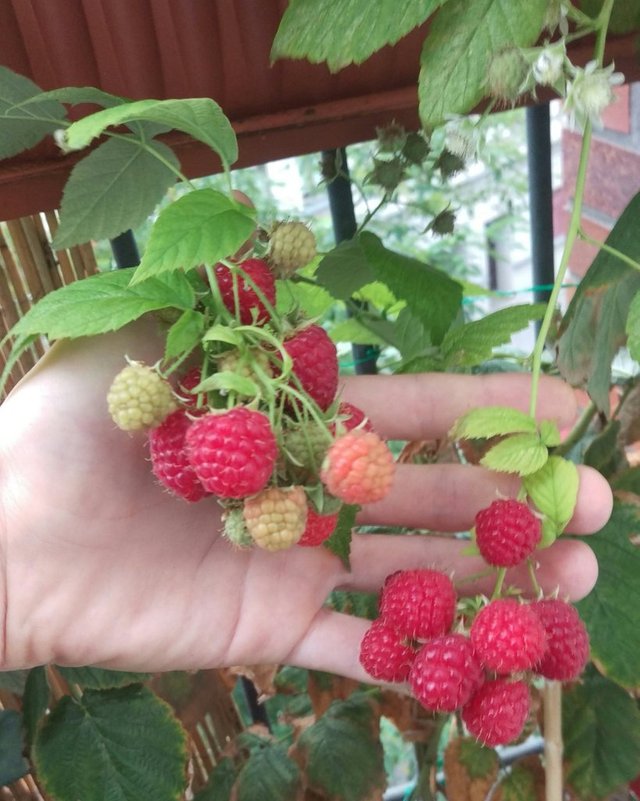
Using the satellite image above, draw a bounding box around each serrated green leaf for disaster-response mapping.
[538,419,561,447]
[64,97,237,168]
[355,280,400,310]
[195,371,259,397]
[392,307,432,362]
[324,504,359,569]
[523,456,579,531]
[451,406,537,440]
[558,191,640,411]
[329,318,387,346]
[56,666,150,690]
[275,275,334,319]
[576,501,640,687]
[133,190,256,284]
[0,668,30,694]
[563,670,640,799]
[194,757,238,801]
[315,239,375,300]
[23,667,50,745]
[442,304,546,368]
[165,310,205,361]
[418,0,547,128]
[202,324,244,346]
[53,136,179,249]
[233,743,300,801]
[295,693,385,801]
[34,685,188,801]
[583,419,628,478]
[0,710,28,785]
[480,433,548,476]
[0,66,66,158]
[272,0,446,70]
[12,268,194,340]
[359,232,462,344]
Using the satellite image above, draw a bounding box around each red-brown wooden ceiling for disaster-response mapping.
[1,0,638,221]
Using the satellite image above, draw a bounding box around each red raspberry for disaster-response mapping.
[335,401,374,433]
[283,324,338,411]
[379,569,456,640]
[359,619,416,682]
[474,499,541,567]
[298,508,338,547]
[462,679,530,747]
[470,599,547,674]
[532,599,590,681]
[630,774,640,798]
[186,407,277,498]
[321,430,394,504]
[149,410,209,502]
[214,258,276,325]
[409,633,484,712]
[177,367,205,410]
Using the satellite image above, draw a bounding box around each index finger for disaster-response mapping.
[340,373,577,441]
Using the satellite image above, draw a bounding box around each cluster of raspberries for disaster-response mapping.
[359,499,590,747]
[107,223,396,552]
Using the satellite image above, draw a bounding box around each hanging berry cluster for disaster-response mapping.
[106,220,395,551]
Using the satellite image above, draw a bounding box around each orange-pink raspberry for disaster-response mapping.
[214,258,276,325]
[359,619,416,683]
[149,410,209,502]
[298,507,338,547]
[186,407,277,499]
[321,430,394,504]
[462,679,530,747]
[284,324,339,412]
[379,569,457,640]
[474,499,541,567]
[532,599,590,681]
[470,599,547,674]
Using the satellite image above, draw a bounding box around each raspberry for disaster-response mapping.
[268,220,317,277]
[283,422,330,476]
[149,410,209,502]
[409,634,484,712]
[214,258,276,325]
[335,401,374,434]
[321,430,395,505]
[462,679,530,747]
[379,569,456,640]
[218,348,273,397]
[107,362,177,431]
[283,325,339,412]
[532,599,590,681]
[359,619,416,683]
[474,499,541,568]
[186,407,277,498]
[298,507,338,546]
[470,599,547,674]
[243,485,308,551]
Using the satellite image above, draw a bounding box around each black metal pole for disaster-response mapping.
[322,148,379,375]
[526,103,555,309]
[110,230,140,269]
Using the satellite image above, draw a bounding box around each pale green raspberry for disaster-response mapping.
[107,362,177,431]
[268,221,317,277]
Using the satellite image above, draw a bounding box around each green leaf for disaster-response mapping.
[0,66,66,158]
[34,685,188,801]
[64,97,237,168]
[276,275,334,319]
[12,268,194,340]
[418,0,547,128]
[23,667,50,745]
[53,136,179,249]
[202,324,244,347]
[451,406,537,440]
[272,0,446,70]
[295,693,385,801]
[392,307,432,362]
[329,318,387,346]
[539,516,560,549]
[233,743,300,801]
[583,419,628,479]
[480,433,548,476]
[195,371,259,397]
[442,304,546,368]
[576,501,640,687]
[165,310,206,361]
[324,503,359,569]
[558,191,640,411]
[581,0,640,33]
[0,710,28,785]
[563,670,640,799]
[315,239,375,300]
[0,669,30,694]
[56,666,150,690]
[538,419,561,447]
[625,290,640,362]
[457,737,499,779]
[17,86,127,109]
[523,456,579,531]
[359,232,462,344]
[193,757,238,801]
[133,190,256,284]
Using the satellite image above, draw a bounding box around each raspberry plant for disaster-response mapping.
[2,0,640,799]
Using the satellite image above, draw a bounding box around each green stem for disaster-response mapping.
[553,400,597,456]
[491,568,507,600]
[527,558,542,596]
[578,228,640,272]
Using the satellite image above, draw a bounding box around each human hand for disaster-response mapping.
[0,317,612,681]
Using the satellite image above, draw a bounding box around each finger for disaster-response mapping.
[358,463,612,535]
[339,532,598,602]
[340,373,577,440]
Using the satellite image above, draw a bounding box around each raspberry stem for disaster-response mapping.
[490,567,506,600]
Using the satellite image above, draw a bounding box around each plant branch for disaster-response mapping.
[578,228,640,272]
[554,399,597,456]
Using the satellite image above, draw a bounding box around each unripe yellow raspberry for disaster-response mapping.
[107,362,177,431]
[268,221,317,277]
[243,486,308,551]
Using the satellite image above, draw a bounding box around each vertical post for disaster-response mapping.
[322,148,378,375]
[109,230,140,269]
